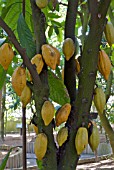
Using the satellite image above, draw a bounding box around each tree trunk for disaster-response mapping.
[1,84,6,140]
[0,90,2,140]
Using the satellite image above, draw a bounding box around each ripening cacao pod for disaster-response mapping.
[89,125,100,152]
[104,21,114,46]
[55,103,71,127]
[93,87,106,114]
[75,127,88,155]
[34,133,48,160]
[57,127,68,147]
[42,44,57,70]
[33,124,38,134]
[98,50,111,80]
[0,43,14,70]
[49,45,60,65]
[12,66,26,96]
[62,38,75,61]
[31,54,44,74]
[41,100,55,126]
[75,58,80,75]
[20,85,32,108]
[36,0,48,9]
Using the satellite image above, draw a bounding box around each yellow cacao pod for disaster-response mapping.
[42,44,57,70]
[49,45,60,66]
[12,66,26,96]
[93,87,106,114]
[75,58,80,75]
[33,124,38,134]
[34,133,48,160]
[89,125,100,152]
[0,43,14,70]
[55,103,71,127]
[20,85,32,108]
[36,0,48,9]
[98,50,111,80]
[31,54,44,74]
[104,21,114,46]
[62,38,75,61]
[75,127,88,155]
[41,100,55,126]
[57,127,68,147]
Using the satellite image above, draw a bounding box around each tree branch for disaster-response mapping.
[0,17,41,86]
[64,0,79,104]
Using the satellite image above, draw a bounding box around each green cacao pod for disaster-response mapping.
[0,43,14,70]
[12,66,26,96]
[62,38,75,61]
[89,125,100,152]
[104,21,114,46]
[57,127,68,147]
[93,87,106,114]
[41,100,55,126]
[98,50,111,80]
[55,103,71,127]
[75,127,88,155]
[20,85,32,108]
[34,133,48,160]
[36,0,48,9]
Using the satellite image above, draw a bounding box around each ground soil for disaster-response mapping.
[0,133,114,169]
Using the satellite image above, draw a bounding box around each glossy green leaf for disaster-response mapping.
[0,147,16,170]
[48,26,53,37]
[48,70,70,105]
[17,14,36,59]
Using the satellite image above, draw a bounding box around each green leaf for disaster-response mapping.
[17,13,36,59]
[48,70,70,105]
[0,65,6,89]
[36,159,43,170]
[48,26,53,37]
[48,12,61,19]
[0,147,16,170]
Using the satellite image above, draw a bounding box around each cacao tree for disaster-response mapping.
[0,0,114,170]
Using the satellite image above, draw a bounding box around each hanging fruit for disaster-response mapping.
[12,66,26,96]
[41,100,55,126]
[34,133,48,160]
[62,38,75,61]
[36,0,48,9]
[75,127,88,155]
[93,87,106,114]
[0,43,14,70]
[33,124,38,135]
[104,21,114,46]
[31,54,44,74]
[98,50,111,80]
[48,44,60,66]
[89,125,100,152]
[57,127,68,147]
[42,44,57,70]
[20,85,32,108]
[55,103,71,127]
